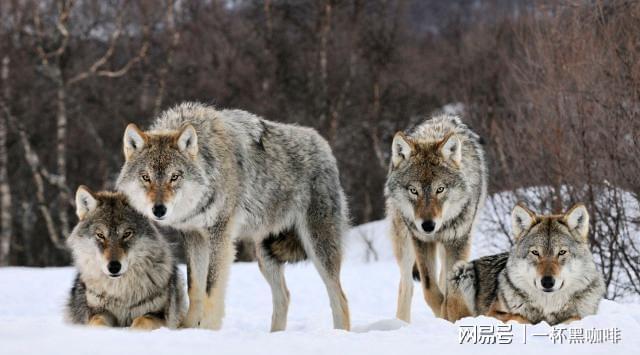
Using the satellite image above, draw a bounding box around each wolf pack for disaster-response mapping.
[65,102,605,331]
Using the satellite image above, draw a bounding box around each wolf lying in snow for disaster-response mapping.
[66,186,186,330]
[446,203,604,325]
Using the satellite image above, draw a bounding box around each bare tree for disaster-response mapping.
[24,0,148,246]
[0,56,12,265]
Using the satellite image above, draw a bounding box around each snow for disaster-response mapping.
[1,261,639,355]
[2,189,639,354]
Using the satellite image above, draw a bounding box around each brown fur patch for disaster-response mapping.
[102,243,124,262]
[536,257,560,277]
[444,293,473,322]
[408,134,455,168]
[146,182,175,205]
[146,183,158,203]
[414,196,442,221]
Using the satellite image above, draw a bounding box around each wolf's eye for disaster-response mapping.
[170,173,181,182]
[122,230,133,240]
[436,186,445,194]
[558,250,567,256]
[95,232,105,241]
[408,186,418,195]
[531,250,539,256]
[141,174,151,183]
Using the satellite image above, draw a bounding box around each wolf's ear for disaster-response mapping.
[564,203,589,241]
[177,124,198,157]
[391,132,414,167]
[511,203,536,239]
[439,133,462,166]
[75,185,97,220]
[123,123,147,160]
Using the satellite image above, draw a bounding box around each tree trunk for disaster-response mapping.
[21,202,36,265]
[0,56,12,265]
[56,83,70,238]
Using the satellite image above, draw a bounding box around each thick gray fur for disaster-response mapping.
[116,102,350,331]
[66,191,186,328]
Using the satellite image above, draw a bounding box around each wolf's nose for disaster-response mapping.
[152,204,167,218]
[541,276,555,290]
[107,261,121,275]
[421,220,436,233]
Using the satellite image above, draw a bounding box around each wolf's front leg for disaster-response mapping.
[182,230,210,328]
[444,261,476,322]
[392,228,416,323]
[199,224,235,330]
[131,314,166,331]
[412,238,444,317]
[439,240,470,320]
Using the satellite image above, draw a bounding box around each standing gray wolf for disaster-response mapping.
[447,203,605,325]
[385,114,487,322]
[116,102,350,331]
[66,186,186,329]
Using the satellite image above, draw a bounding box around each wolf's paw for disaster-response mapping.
[449,261,475,286]
[182,308,203,328]
[88,314,112,327]
[198,316,222,330]
[131,315,164,331]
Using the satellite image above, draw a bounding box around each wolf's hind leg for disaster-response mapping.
[299,219,350,331]
[392,227,415,323]
[182,230,210,328]
[257,240,290,332]
[412,238,444,317]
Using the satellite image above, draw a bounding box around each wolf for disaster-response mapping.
[66,186,186,329]
[116,102,350,331]
[385,114,487,322]
[446,203,605,325]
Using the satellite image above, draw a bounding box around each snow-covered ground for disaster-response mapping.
[2,259,639,355]
[2,196,640,355]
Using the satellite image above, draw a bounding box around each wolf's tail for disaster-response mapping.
[261,229,308,264]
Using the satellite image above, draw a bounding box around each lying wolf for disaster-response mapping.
[66,186,185,329]
[116,102,350,331]
[385,114,487,321]
[447,203,605,325]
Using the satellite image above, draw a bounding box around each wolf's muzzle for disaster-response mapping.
[152,204,167,218]
[107,261,122,276]
[421,220,436,233]
[541,276,555,291]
